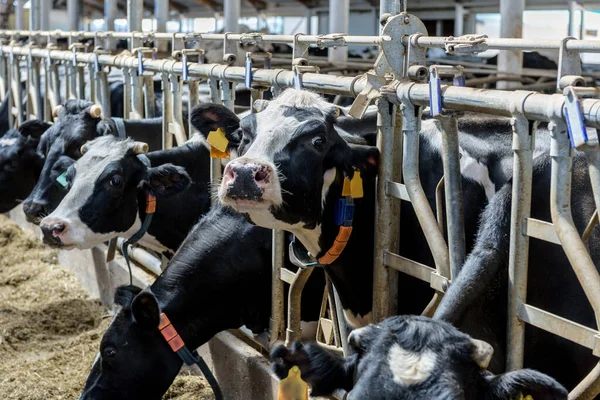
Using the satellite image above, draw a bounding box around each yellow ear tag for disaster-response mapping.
[342,177,352,197]
[350,170,363,199]
[210,146,230,159]
[518,394,534,400]
[278,366,308,400]
[207,127,229,152]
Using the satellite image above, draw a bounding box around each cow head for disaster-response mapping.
[39,136,190,249]
[272,315,568,400]
[79,286,182,400]
[0,120,50,213]
[22,100,113,224]
[191,89,378,257]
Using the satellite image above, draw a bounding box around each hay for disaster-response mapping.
[0,215,213,400]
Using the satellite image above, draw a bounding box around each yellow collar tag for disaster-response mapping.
[342,177,352,197]
[350,170,363,199]
[210,146,230,159]
[518,395,534,400]
[207,127,229,153]
[277,366,308,400]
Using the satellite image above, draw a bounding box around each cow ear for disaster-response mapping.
[18,120,52,139]
[131,291,160,329]
[348,324,381,353]
[190,103,241,145]
[114,285,143,307]
[348,143,379,177]
[142,164,191,198]
[486,369,568,400]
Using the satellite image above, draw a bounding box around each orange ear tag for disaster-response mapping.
[278,366,308,400]
[207,127,230,159]
[350,170,363,199]
[341,177,352,197]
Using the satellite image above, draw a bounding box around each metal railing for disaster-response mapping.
[4,0,600,397]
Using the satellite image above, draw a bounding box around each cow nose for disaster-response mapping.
[223,162,273,200]
[23,200,48,224]
[40,220,68,246]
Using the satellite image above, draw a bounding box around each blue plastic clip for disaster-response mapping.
[245,53,252,88]
[334,198,355,226]
[429,69,442,116]
[564,86,588,149]
[137,51,144,76]
[264,55,271,69]
[56,171,68,188]
[453,75,466,87]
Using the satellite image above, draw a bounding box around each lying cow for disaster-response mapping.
[0,120,51,213]
[271,315,568,400]
[22,100,163,224]
[79,205,321,399]
[39,135,210,253]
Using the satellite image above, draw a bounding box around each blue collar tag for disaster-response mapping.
[56,171,68,187]
[334,198,354,226]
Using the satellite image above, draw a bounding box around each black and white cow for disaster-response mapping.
[79,205,325,399]
[271,315,568,400]
[38,135,210,252]
[22,100,163,224]
[0,120,51,213]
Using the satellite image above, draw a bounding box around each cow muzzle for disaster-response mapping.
[220,159,280,209]
[23,200,49,224]
[40,218,69,247]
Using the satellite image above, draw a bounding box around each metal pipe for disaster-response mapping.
[437,114,466,279]
[464,11,476,35]
[550,119,600,327]
[454,3,464,37]
[498,0,524,89]
[372,99,401,322]
[104,0,117,50]
[306,8,313,35]
[435,20,443,36]
[285,267,314,346]
[569,362,600,400]
[15,1,24,31]
[155,0,168,52]
[400,102,451,280]
[128,0,143,49]
[270,229,286,345]
[584,148,600,222]
[67,0,79,31]
[29,0,40,31]
[569,0,582,39]
[380,0,406,17]
[506,113,534,371]
[224,0,240,33]
[328,0,349,64]
[116,238,162,276]
[161,72,173,149]
[40,0,50,31]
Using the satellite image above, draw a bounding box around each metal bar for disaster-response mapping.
[143,75,155,118]
[128,0,143,49]
[454,3,464,37]
[380,0,406,17]
[583,148,600,226]
[328,0,349,64]
[29,0,41,31]
[15,2,24,31]
[96,71,111,118]
[131,74,145,119]
[372,99,400,322]
[270,229,286,345]
[187,80,199,136]
[570,362,600,400]
[104,0,117,50]
[279,267,295,285]
[498,0,524,89]
[400,102,451,279]
[384,250,450,292]
[518,304,600,356]
[506,112,534,371]
[40,0,50,31]
[161,72,173,149]
[285,267,314,346]
[116,238,162,276]
[67,0,79,31]
[437,114,466,279]
[550,119,600,328]
[386,181,410,202]
[224,0,241,33]
[525,218,560,244]
[123,67,132,119]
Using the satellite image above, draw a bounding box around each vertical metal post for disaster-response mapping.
[435,20,444,36]
[569,0,583,39]
[40,0,50,31]
[161,72,173,149]
[10,53,23,126]
[328,0,349,64]
[67,0,79,30]
[506,113,534,371]
[285,268,314,346]
[270,229,286,345]
[15,1,24,30]
[170,74,187,145]
[123,68,132,118]
[208,77,222,195]
[143,75,155,118]
[224,0,240,33]
[306,8,312,35]
[128,0,143,49]
[437,114,466,279]
[380,0,406,17]
[498,0,524,89]
[464,11,476,35]
[454,3,465,37]
[29,0,40,31]
[105,0,117,50]
[187,80,199,136]
[155,0,169,52]
[372,99,401,322]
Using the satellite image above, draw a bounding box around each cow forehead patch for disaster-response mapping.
[0,137,18,147]
[387,343,437,386]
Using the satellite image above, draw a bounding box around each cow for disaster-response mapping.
[0,120,51,213]
[38,135,210,253]
[191,89,593,390]
[22,99,163,224]
[433,145,600,391]
[79,205,323,399]
[271,315,568,400]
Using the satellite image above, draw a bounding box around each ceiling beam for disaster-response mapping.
[244,0,267,11]
[192,0,223,11]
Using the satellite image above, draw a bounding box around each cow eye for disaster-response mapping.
[103,347,117,359]
[311,136,326,150]
[110,175,123,187]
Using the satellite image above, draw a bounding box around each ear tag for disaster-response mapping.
[342,177,352,197]
[518,394,534,400]
[56,171,68,188]
[334,198,355,226]
[207,127,229,152]
[277,366,308,400]
[350,170,363,199]
[210,146,230,159]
